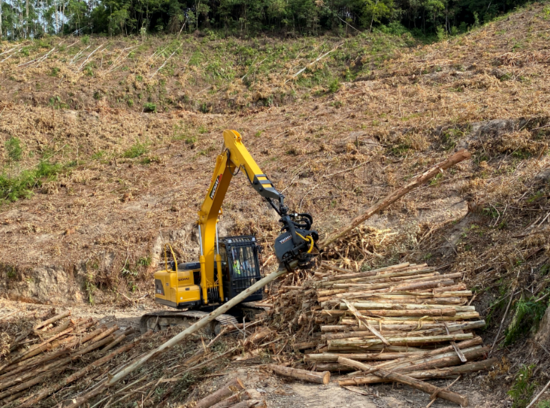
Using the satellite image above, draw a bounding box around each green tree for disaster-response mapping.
[362,0,396,31]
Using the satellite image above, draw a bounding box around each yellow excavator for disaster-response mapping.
[140,130,318,332]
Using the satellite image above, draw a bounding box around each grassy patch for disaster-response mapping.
[508,364,537,408]
[0,160,63,203]
[5,137,23,162]
[504,293,548,345]
[143,102,157,113]
[123,142,149,158]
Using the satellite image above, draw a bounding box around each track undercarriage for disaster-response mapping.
[139,302,268,335]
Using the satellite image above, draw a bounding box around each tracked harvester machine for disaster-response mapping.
[141,130,319,333]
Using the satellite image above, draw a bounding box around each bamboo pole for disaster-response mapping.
[320,149,471,248]
[65,266,291,408]
[337,357,468,406]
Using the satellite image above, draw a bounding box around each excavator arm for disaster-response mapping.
[197,130,318,304]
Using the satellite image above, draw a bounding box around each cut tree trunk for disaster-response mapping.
[227,400,266,408]
[195,378,245,408]
[33,311,71,332]
[327,333,473,350]
[399,346,489,373]
[268,365,330,384]
[209,389,261,408]
[20,339,139,407]
[322,262,411,279]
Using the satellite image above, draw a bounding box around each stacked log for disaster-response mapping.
[268,262,496,393]
[0,310,139,406]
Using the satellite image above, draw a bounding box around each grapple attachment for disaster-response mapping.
[274,212,319,271]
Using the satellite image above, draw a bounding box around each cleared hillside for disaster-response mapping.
[0,2,550,406]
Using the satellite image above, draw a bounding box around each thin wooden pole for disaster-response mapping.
[320,150,471,249]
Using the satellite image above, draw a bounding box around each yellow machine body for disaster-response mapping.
[196,130,275,305]
[153,265,202,308]
[154,245,203,308]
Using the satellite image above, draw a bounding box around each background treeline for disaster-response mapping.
[0,0,536,40]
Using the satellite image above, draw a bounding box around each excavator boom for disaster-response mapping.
[197,130,318,304]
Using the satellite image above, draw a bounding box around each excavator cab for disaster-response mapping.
[218,236,263,303]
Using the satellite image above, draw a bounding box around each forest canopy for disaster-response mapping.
[0,0,536,41]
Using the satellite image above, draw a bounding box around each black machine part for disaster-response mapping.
[219,235,263,303]
[274,212,319,270]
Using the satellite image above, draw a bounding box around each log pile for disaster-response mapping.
[267,261,497,404]
[0,310,141,406]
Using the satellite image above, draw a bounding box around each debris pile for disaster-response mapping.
[0,260,496,407]
[0,310,142,407]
